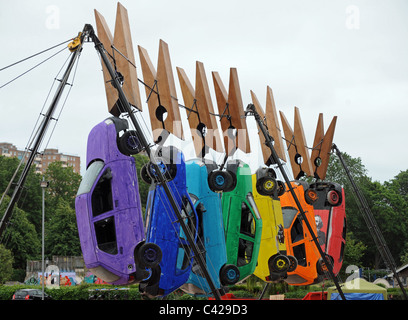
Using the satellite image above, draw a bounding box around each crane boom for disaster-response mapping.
[0,29,87,239]
[332,143,407,300]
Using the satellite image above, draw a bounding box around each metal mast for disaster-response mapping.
[0,28,88,239]
[332,143,407,300]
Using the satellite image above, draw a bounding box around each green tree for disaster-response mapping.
[0,244,14,284]
[133,153,150,212]
[45,198,81,256]
[0,156,42,233]
[388,170,408,198]
[326,151,408,269]
[342,232,367,269]
[43,161,82,210]
[0,196,40,270]
[364,180,408,268]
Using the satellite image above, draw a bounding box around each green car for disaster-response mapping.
[221,160,263,281]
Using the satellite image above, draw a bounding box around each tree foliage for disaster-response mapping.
[0,244,13,284]
[45,198,81,256]
[133,153,150,212]
[326,152,408,269]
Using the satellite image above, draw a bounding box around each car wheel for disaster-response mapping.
[305,189,318,204]
[141,164,153,184]
[208,170,234,192]
[316,255,334,275]
[256,176,277,196]
[137,243,162,268]
[220,264,240,285]
[327,190,340,205]
[287,255,298,272]
[164,163,177,181]
[118,130,142,155]
[269,254,290,273]
[277,180,286,196]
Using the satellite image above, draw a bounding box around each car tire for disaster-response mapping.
[220,264,240,285]
[277,180,286,196]
[256,176,277,196]
[316,255,334,275]
[287,255,298,272]
[305,189,318,204]
[164,163,177,181]
[140,164,153,184]
[118,130,142,155]
[269,254,290,273]
[137,243,162,268]
[225,170,237,192]
[327,190,340,206]
[208,170,234,192]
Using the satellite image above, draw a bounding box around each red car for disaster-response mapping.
[309,181,347,275]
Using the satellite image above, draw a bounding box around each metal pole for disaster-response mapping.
[247,104,346,300]
[332,143,408,300]
[41,178,45,300]
[40,178,49,300]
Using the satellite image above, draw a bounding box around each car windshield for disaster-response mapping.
[77,161,105,195]
[246,192,261,220]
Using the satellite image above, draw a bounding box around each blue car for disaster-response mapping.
[139,146,199,297]
[180,159,240,296]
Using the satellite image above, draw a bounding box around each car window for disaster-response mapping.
[77,160,105,196]
[179,196,197,240]
[291,217,304,243]
[293,243,307,267]
[246,192,261,220]
[94,216,118,255]
[240,202,255,238]
[237,238,254,267]
[282,206,298,229]
[91,168,113,217]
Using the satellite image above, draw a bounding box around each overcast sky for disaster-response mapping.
[1,0,407,183]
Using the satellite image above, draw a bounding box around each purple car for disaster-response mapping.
[75,117,162,285]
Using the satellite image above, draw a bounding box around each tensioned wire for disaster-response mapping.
[0,46,79,244]
[0,39,73,89]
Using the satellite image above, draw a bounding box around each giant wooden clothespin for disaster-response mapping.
[310,114,337,180]
[177,61,223,157]
[138,40,184,143]
[250,86,286,165]
[94,2,142,116]
[212,68,251,156]
[280,107,314,179]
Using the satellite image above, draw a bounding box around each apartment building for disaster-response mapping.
[0,142,80,174]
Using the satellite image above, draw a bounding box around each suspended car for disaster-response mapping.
[180,159,240,296]
[75,117,162,285]
[309,181,347,276]
[139,146,199,298]
[221,160,263,282]
[252,167,298,282]
[279,180,323,286]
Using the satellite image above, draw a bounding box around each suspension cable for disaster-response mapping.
[0,39,73,72]
[0,46,68,89]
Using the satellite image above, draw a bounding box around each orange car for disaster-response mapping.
[279,180,323,286]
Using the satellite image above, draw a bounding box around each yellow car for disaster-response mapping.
[252,168,298,282]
